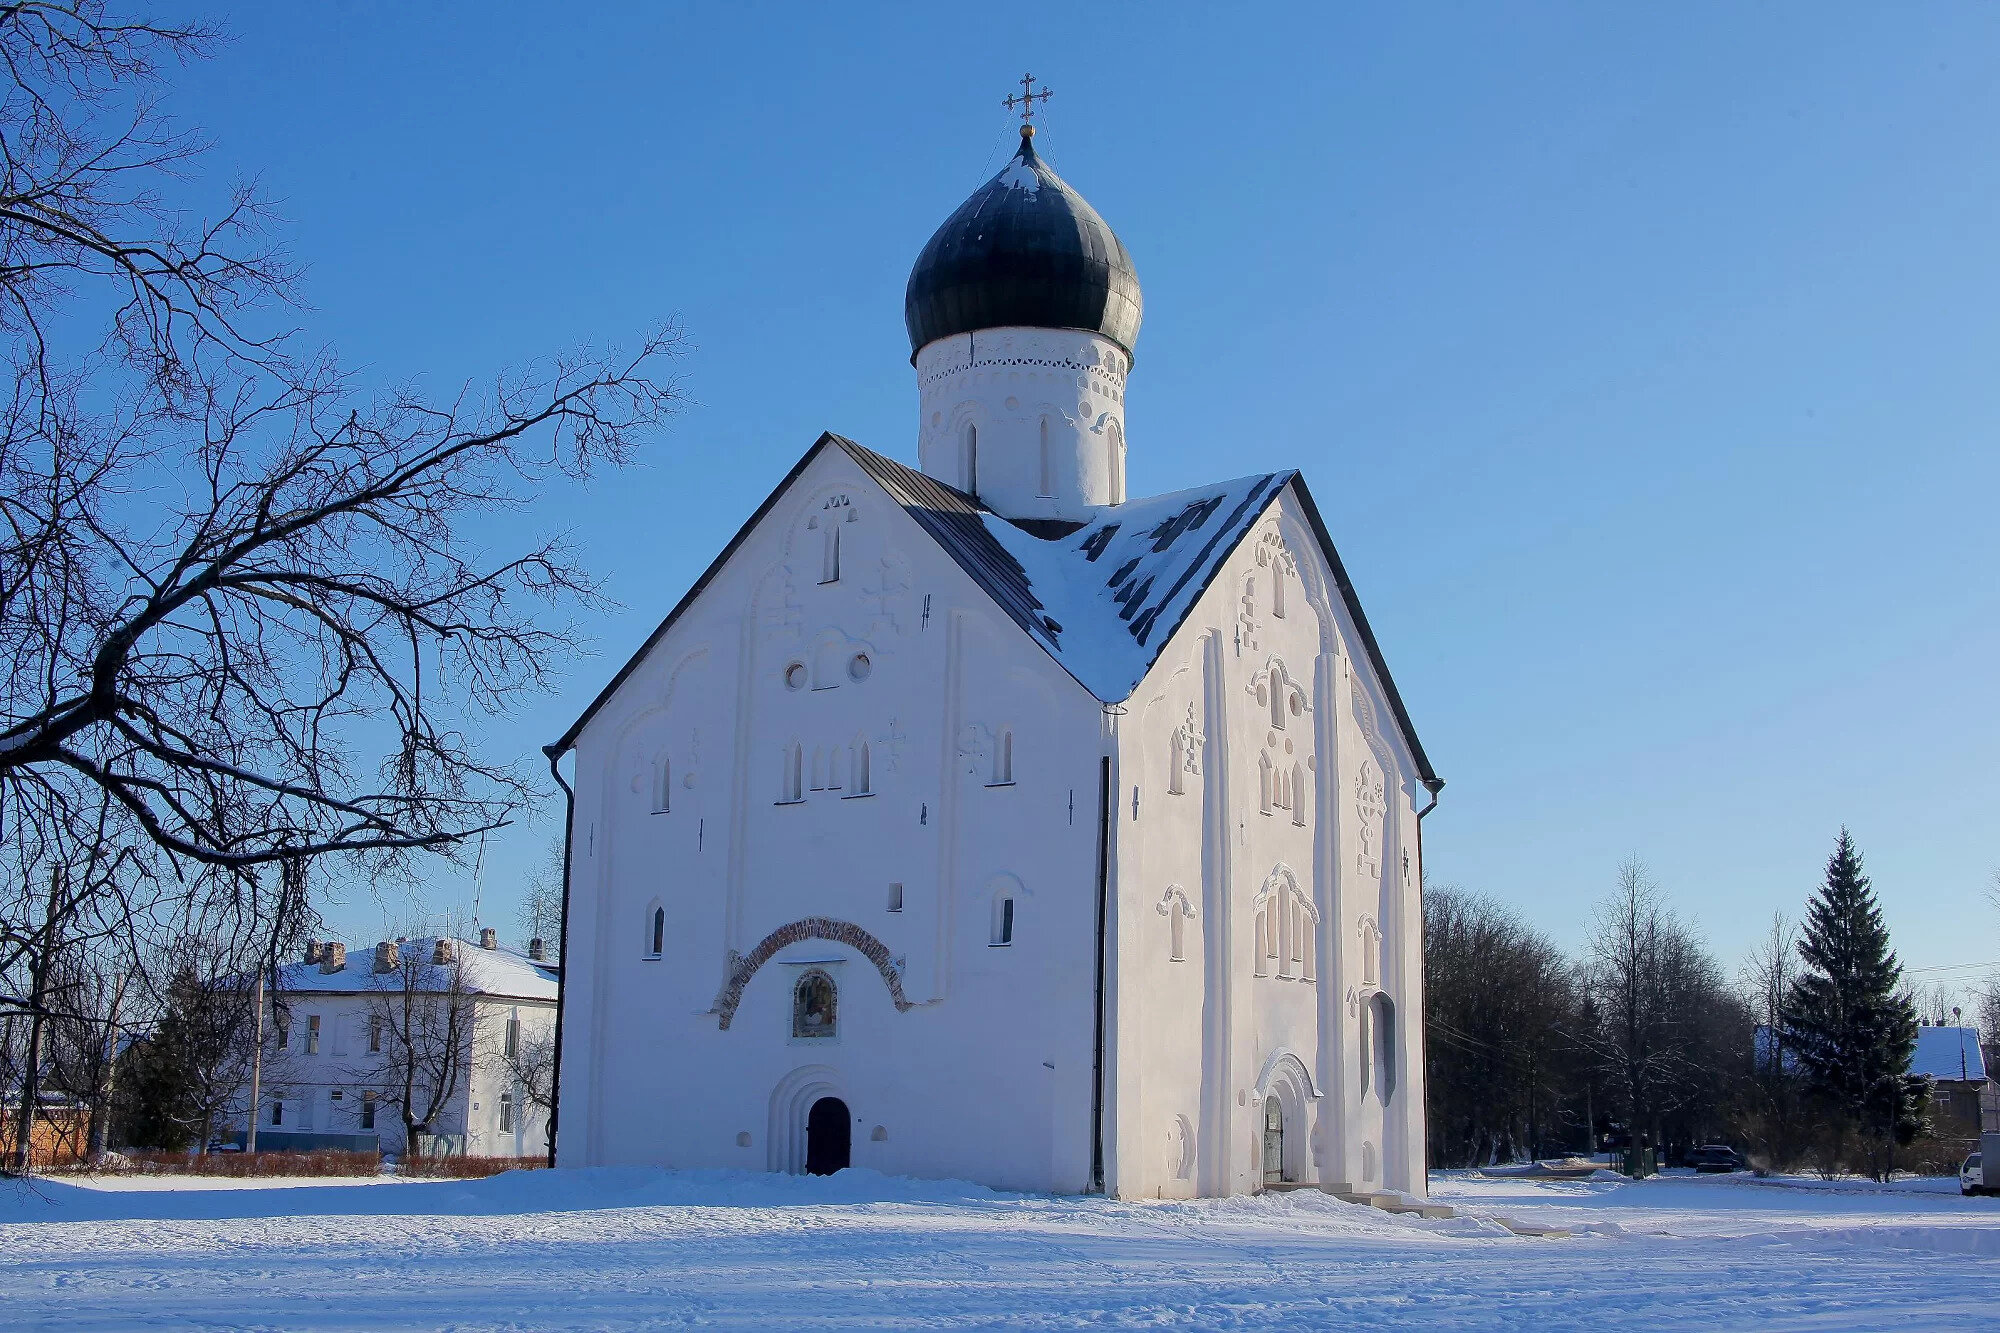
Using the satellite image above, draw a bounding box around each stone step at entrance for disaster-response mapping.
[1257,1184,1568,1236]
[1332,1189,1457,1221]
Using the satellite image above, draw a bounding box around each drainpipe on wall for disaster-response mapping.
[1413,776,1443,1186]
[543,743,577,1169]
[1089,753,1112,1194]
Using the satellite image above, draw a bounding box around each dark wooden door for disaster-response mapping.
[806,1096,850,1175]
[1263,1096,1285,1185]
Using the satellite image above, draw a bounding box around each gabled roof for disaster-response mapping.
[553,435,1437,791]
[1912,1027,1988,1083]
[843,441,1281,703]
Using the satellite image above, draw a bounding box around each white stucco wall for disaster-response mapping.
[558,446,1109,1192]
[1107,487,1431,1201]
[915,328,1130,520]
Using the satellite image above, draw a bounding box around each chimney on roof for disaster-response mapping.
[304,939,321,965]
[374,940,399,974]
[528,937,546,962]
[319,942,346,974]
[479,927,497,951]
[432,938,453,965]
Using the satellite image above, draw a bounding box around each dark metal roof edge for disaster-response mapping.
[548,434,842,756]
[1285,475,1442,792]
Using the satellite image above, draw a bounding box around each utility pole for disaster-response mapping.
[244,968,264,1154]
[87,970,128,1161]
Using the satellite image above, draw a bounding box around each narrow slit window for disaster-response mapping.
[853,742,871,795]
[650,906,665,958]
[1291,765,1306,826]
[992,729,1014,785]
[1037,417,1053,497]
[782,743,803,802]
[886,882,904,912]
[1169,901,1187,962]
[654,756,671,814]
[504,1016,520,1058]
[991,895,1015,946]
[307,1015,320,1054]
[820,521,840,584]
[1272,565,1287,618]
[964,423,979,496]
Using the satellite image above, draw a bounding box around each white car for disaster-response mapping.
[1962,1153,1984,1197]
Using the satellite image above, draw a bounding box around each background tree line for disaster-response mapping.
[1425,831,1978,1180]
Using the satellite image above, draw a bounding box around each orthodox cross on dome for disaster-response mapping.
[1002,73,1053,130]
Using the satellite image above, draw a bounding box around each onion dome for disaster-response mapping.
[905,127,1143,361]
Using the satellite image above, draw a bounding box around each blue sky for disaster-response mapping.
[170,4,1999,991]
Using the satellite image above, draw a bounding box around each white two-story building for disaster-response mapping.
[232,931,558,1159]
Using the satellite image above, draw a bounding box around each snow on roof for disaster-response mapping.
[275,937,557,1003]
[844,439,1286,701]
[1911,1027,1987,1083]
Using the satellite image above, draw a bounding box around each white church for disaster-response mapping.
[547,116,1442,1200]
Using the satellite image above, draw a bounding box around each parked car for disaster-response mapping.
[1687,1145,1746,1173]
[1963,1153,1984,1197]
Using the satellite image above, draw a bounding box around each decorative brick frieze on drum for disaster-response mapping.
[712,916,913,1030]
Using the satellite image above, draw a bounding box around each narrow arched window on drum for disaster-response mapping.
[793,970,837,1040]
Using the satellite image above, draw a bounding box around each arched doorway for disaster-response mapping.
[806,1096,850,1175]
[1262,1096,1286,1186]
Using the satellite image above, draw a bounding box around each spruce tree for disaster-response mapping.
[1782,829,1924,1179]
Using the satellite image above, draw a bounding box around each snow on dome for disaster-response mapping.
[997,159,1041,194]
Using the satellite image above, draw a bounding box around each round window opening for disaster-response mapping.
[1289,693,1304,717]
[1255,682,1269,706]
[784,662,808,690]
[848,653,872,683]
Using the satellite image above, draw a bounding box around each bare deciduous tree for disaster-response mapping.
[0,5,681,1034]
[359,936,475,1158]
[517,836,564,961]
[1577,860,1745,1163]
[494,1017,555,1157]
[1424,885,1582,1167]
[1737,912,1806,1169]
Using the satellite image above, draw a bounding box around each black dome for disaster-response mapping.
[905,130,1142,361]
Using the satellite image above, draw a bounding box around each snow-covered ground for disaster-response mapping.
[3,1167,1994,1330]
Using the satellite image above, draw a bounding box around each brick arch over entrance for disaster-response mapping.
[713,916,914,1030]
